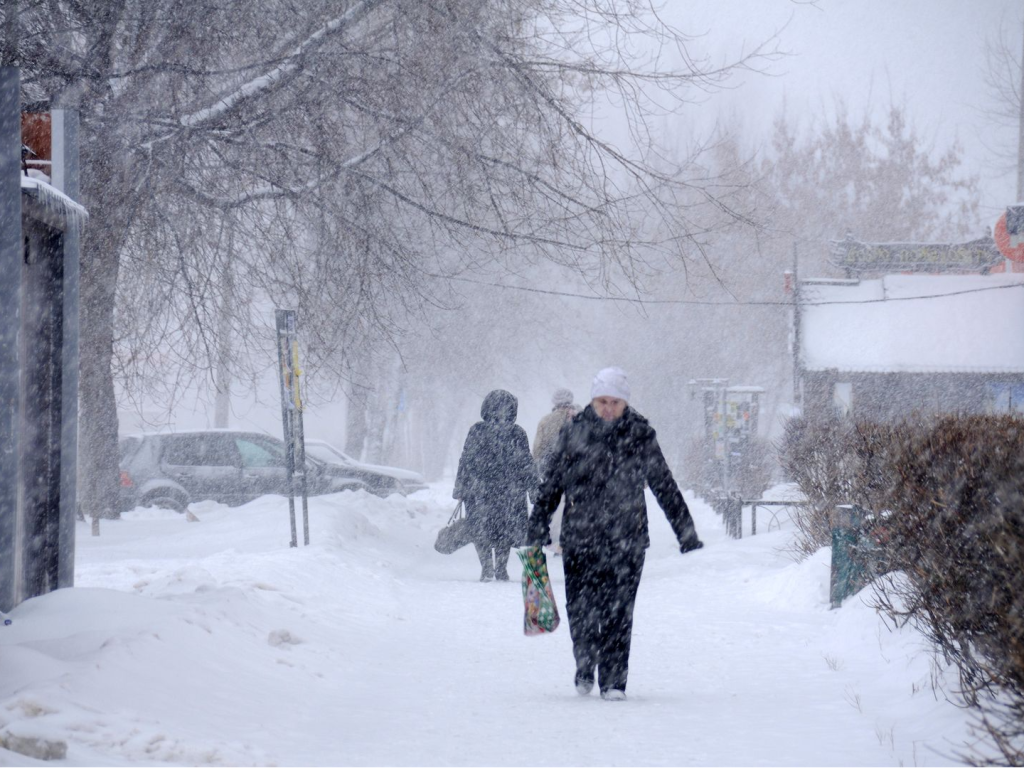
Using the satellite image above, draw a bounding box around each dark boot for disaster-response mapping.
[474,542,495,581]
[493,547,512,581]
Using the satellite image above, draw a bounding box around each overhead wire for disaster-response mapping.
[430,272,1024,307]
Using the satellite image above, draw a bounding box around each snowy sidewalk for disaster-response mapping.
[0,484,972,766]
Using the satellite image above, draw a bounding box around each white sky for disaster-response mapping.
[118,0,1024,458]
[664,0,1021,223]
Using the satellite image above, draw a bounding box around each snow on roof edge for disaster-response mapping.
[802,365,1024,375]
[20,175,88,229]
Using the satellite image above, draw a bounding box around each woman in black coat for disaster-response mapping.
[454,390,538,581]
[528,367,703,700]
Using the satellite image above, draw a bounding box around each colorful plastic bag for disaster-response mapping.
[517,546,560,635]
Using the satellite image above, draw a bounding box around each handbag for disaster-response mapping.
[434,501,473,554]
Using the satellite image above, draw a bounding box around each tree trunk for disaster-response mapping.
[214,228,235,429]
[363,356,403,464]
[78,243,121,520]
[364,407,387,465]
[421,397,462,481]
[78,134,132,520]
[344,384,369,460]
[1,0,18,67]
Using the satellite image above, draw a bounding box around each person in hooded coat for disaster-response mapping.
[454,390,538,581]
[528,367,703,701]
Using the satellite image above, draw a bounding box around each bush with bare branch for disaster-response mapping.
[777,416,857,556]
[782,412,1024,765]
[868,416,1024,766]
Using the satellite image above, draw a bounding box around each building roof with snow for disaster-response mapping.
[21,173,87,231]
[799,274,1024,374]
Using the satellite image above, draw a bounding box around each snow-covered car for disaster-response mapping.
[303,439,428,497]
[118,430,369,513]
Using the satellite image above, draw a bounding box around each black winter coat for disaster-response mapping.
[528,404,700,554]
[454,390,538,545]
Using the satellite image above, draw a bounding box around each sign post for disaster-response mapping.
[275,309,309,546]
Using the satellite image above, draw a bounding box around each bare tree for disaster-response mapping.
[12,0,780,517]
[595,103,983,467]
[982,11,1024,199]
[760,102,982,277]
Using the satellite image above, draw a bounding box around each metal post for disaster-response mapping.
[0,68,20,612]
[720,385,730,495]
[295,399,309,546]
[1017,14,1024,203]
[288,332,309,546]
[792,242,802,409]
[52,109,79,589]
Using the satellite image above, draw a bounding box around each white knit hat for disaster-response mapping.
[590,367,630,402]
[552,388,574,407]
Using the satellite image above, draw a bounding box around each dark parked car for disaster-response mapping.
[118,430,368,513]
[304,439,428,496]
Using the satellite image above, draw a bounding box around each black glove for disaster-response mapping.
[680,539,704,554]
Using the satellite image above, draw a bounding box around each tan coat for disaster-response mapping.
[533,405,578,475]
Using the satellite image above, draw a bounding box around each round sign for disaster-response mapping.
[994,212,1024,262]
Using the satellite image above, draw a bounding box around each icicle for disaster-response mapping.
[20,175,88,231]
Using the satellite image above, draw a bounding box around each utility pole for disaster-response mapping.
[1017,14,1024,201]
[791,242,802,411]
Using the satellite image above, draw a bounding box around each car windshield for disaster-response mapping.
[118,437,141,461]
[233,437,286,468]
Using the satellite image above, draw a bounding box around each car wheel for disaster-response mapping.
[140,492,188,514]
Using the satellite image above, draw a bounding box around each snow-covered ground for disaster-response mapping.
[0,483,976,766]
